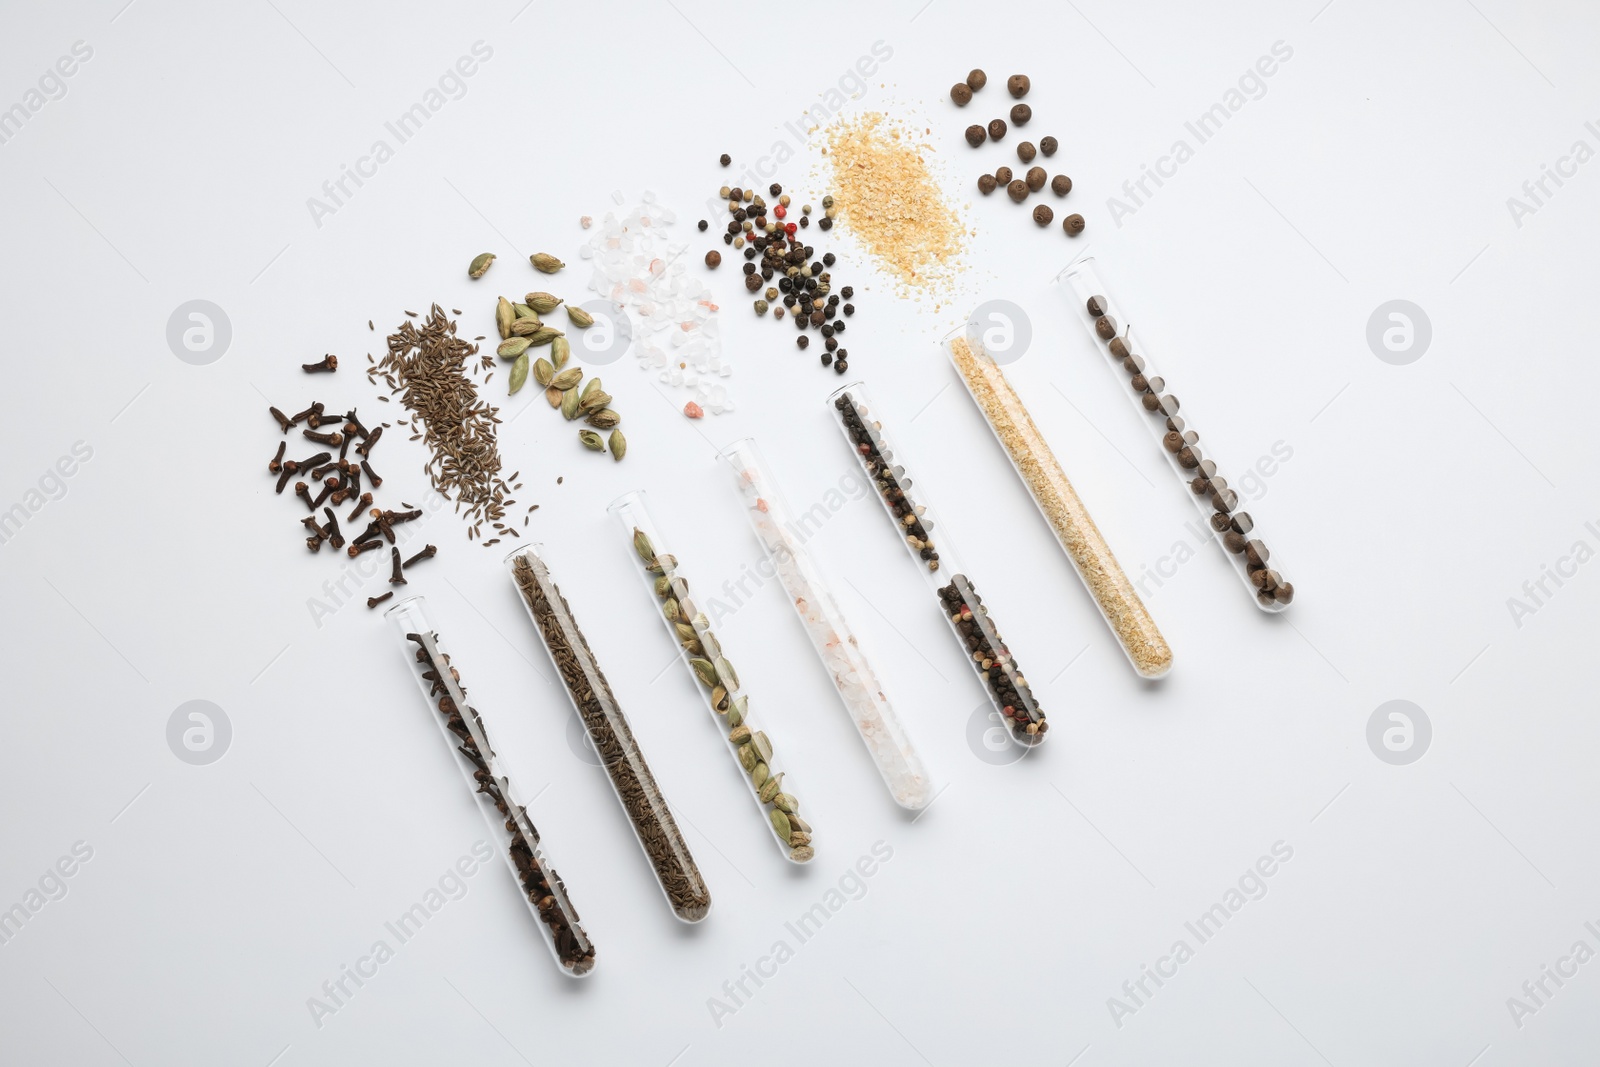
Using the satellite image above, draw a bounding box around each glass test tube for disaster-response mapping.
[609,490,815,862]
[386,595,596,976]
[828,382,1048,746]
[505,544,712,923]
[720,437,935,811]
[1058,257,1294,611]
[944,325,1174,679]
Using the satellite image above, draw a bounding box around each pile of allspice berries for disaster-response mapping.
[470,251,626,461]
[952,70,1085,237]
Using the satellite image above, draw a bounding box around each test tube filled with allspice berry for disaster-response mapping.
[1058,257,1294,611]
[610,490,816,862]
[505,543,713,923]
[945,324,1174,679]
[721,437,936,810]
[828,382,1048,746]
[386,595,596,976]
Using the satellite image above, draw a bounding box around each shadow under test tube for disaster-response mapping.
[385,595,596,976]
[505,543,712,923]
[944,325,1174,679]
[720,437,935,811]
[828,382,1049,747]
[609,490,816,862]
[1057,257,1294,611]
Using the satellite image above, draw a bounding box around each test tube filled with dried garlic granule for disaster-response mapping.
[944,327,1173,679]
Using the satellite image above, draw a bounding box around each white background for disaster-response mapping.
[1,0,1597,1064]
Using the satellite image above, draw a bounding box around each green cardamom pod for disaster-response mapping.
[508,352,530,394]
[608,429,625,462]
[496,296,514,339]
[560,388,581,420]
[789,845,814,862]
[528,325,564,346]
[580,377,602,400]
[773,793,797,814]
[579,393,613,416]
[645,553,675,575]
[513,302,538,319]
[727,725,751,746]
[545,385,564,408]
[752,731,773,763]
[716,658,740,690]
[530,252,565,274]
[633,528,655,561]
[699,631,721,660]
[689,657,716,687]
[550,367,583,391]
[550,335,571,367]
[577,429,605,452]
[725,698,744,728]
[584,408,620,430]
[710,685,729,712]
[532,358,554,388]
[738,743,758,773]
[758,772,783,804]
[769,808,792,840]
[787,811,811,834]
[674,621,698,645]
[497,336,531,359]
[655,576,673,598]
[691,612,709,630]
[752,763,770,789]
[509,316,545,336]
[662,598,680,623]
[789,832,811,848]
[468,252,495,278]
[525,291,563,314]
[566,305,594,328]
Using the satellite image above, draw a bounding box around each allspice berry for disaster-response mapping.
[1032,204,1054,227]
[995,166,1013,184]
[1017,141,1037,162]
[977,173,998,195]
[988,118,1007,141]
[967,69,987,90]
[965,124,987,147]
[1011,103,1032,125]
[705,250,722,268]
[1051,174,1072,196]
[1007,74,1030,98]
[1026,166,1047,192]
[951,83,973,106]
[1040,136,1058,157]
[1063,213,1086,236]
[1007,179,1029,203]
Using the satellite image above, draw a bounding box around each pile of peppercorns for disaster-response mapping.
[953,70,1084,237]
[700,160,859,374]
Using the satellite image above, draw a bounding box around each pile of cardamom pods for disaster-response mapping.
[632,529,814,862]
[483,252,625,461]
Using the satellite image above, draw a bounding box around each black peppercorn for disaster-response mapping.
[834,358,848,373]
[836,349,847,361]
[1007,74,1030,98]
[698,219,708,231]
[821,323,835,338]
[952,83,973,105]
[843,303,854,316]
[769,183,782,196]
[833,321,846,333]
[821,353,832,365]
[799,216,810,227]
[722,232,733,245]
[797,335,809,349]
[819,218,832,230]
[720,153,731,166]
[823,252,836,266]
[743,262,756,274]
[988,118,1007,141]
[841,286,853,299]
[1011,103,1032,125]
[965,124,987,147]
[1051,174,1072,196]
[1040,136,1058,156]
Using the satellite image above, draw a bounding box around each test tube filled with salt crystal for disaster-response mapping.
[720,437,935,811]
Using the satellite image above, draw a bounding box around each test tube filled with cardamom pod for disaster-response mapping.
[944,325,1174,679]
[720,437,935,811]
[385,595,596,976]
[609,490,815,862]
[1058,258,1294,611]
[504,544,712,923]
[828,383,1048,746]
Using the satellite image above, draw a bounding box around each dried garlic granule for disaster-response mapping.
[824,112,965,294]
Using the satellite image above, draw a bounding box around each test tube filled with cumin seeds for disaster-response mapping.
[828,382,1048,746]
[505,543,712,923]
[945,325,1174,679]
[386,595,596,976]
[609,490,815,863]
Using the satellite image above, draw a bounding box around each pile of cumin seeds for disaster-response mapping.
[372,303,524,545]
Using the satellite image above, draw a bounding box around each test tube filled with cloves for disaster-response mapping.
[721,437,935,810]
[505,543,713,923]
[385,595,595,976]
[609,490,816,862]
[1057,257,1294,611]
[829,382,1048,747]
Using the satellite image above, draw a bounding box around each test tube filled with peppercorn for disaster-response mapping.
[609,490,816,862]
[721,437,936,810]
[385,595,596,976]
[828,383,1048,747]
[944,324,1174,679]
[505,543,713,923]
[1057,258,1294,612]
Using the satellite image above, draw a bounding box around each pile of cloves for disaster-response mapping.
[954,70,1085,237]
[267,389,436,606]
